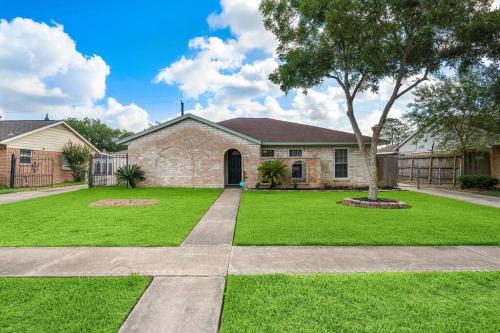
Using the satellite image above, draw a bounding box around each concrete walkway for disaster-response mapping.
[181,188,240,246]
[399,184,500,208]
[0,184,87,204]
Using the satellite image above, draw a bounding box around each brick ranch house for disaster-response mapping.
[0,120,99,187]
[118,114,373,189]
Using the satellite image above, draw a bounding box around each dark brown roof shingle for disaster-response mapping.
[0,120,60,141]
[217,118,371,144]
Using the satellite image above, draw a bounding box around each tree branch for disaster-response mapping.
[396,68,429,99]
[351,73,367,100]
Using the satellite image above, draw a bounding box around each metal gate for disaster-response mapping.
[9,154,54,188]
[88,154,128,187]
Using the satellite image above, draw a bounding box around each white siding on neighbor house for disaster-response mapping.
[398,133,441,154]
[6,124,90,152]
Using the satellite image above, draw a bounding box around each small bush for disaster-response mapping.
[458,175,499,189]
[115,164,146,188]
[258,160,289,189]
[63,141,91,181]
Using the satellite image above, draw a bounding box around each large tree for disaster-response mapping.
[65,118,133,152]
[260,0,497,200]
[380,118,412,146]
[406,65,500,153]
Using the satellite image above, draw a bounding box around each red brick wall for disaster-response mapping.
[0,147,75,187]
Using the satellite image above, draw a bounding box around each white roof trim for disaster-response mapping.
[0,121,100,153]
[117,113,262,145]
[395,131,419,150]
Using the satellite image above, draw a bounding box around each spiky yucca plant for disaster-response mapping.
[258,160,288,189]
[115,164,145,188]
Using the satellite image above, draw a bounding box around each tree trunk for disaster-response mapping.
[367,149,378,200]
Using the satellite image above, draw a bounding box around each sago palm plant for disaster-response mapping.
[258,160,289,189]
[115,164,146,188]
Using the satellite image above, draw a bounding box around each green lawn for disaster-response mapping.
[0,275,150,333]
[0,188,221,246]
[235,191,500,245]
[220,272,500,333]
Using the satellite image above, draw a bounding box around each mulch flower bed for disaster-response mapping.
[339,197,409,209]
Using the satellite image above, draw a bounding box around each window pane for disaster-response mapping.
[289,149,302,157]
[261,149,274,157]
[292,163,303,178]
[335,149,348,178]
[20,149,32,164]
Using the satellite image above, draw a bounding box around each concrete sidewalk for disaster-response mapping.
[1,245,498,277]
[399,185,500,208]
[0,184,87,204]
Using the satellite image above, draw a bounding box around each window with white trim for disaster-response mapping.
[261,149,275,157]
[289,149,302,157]
[62,154,71,170]
[334,149,348,178]
[20,149,32,164]
[291,160,306,182]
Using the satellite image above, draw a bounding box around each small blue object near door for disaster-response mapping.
[239,181,246,188]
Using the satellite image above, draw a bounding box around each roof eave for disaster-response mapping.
[117,113,262,145]
[261,141,371,146]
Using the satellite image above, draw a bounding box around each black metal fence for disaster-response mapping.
[9,154,54,188]
[88,154,128,187]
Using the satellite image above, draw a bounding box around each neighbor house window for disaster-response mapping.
[291,161,306,182]
[20,149,32,164]
[335,149,348,178]
[289,149,302,157]
[261,149,275,157]
[62,154,71,170]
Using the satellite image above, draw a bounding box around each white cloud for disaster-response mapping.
[155,0,420,136]
[0,18,150,132]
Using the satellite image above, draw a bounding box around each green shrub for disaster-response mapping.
[115,164,145,188]
[258,160,289,189]
[63,141,91,182]
[458,175,499,189]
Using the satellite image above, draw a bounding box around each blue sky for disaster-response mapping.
[0,0,413,133]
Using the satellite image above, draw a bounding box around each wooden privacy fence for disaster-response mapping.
[397,151,491,186]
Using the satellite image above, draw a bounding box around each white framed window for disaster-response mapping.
[261,149,275,157]
[334,149,348,178]
[289,149,302,157]
[62,154,71,170]
[20,149,32,164]
[291,160,306,182]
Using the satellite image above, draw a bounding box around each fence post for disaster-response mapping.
[416,166,420,189]
[88,155,93,188]
[409,157,414,181]
[9,154,16,188]
[438,167,441,185]
[452,155,457,187]
[428,155,433,183]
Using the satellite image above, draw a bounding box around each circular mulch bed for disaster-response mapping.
[340,197,409,209]
[90,199,159,207]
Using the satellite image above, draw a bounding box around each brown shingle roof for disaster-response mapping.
[217,118,371,144]
[0,120,60,142]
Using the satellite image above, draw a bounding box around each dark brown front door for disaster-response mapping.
[227,150,241,185]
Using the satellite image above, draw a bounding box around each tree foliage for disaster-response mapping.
[65,118,133,152]
[62,141,91,182]
[380,118,413,146]
[260,0,497,199]
[406,65,500,152]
